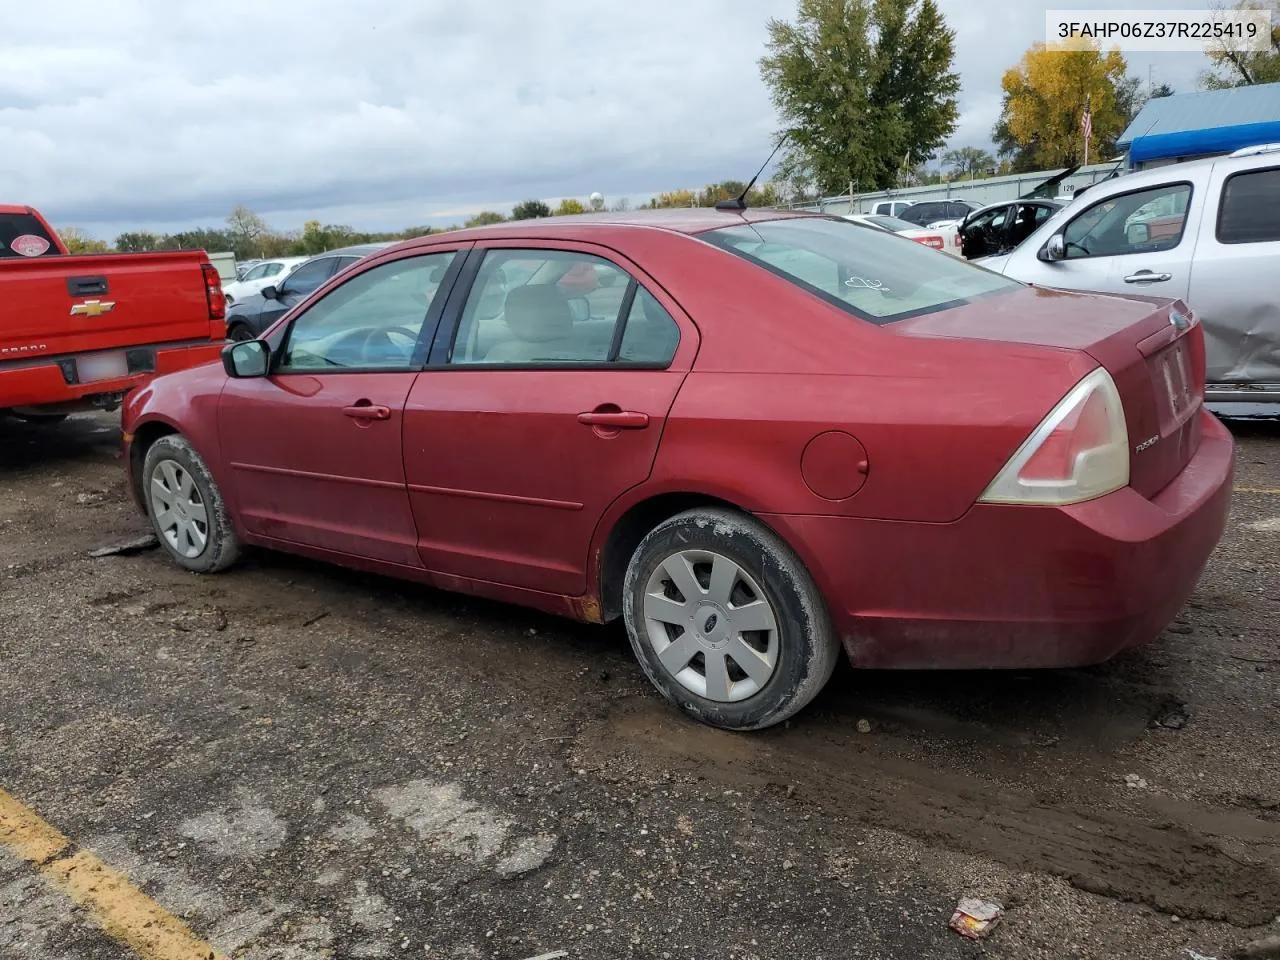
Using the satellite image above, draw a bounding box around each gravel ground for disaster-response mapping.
[1,411,1278,960]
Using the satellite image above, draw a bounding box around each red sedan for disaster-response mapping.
[121,209,1233,730]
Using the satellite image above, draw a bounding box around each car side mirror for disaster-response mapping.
[1127,222,1150,245]
[261,284,279,300]
[222,339,270,378]
[1039,234,1066,262]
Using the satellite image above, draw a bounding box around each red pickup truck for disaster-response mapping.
[1,204,228,423]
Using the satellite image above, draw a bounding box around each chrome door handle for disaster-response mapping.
[1124,271,1172,284]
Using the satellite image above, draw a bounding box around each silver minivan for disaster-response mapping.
[978,144,1280,405]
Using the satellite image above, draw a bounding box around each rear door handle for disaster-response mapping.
[343,403,392,421]
[1124,271,1172,284]
[578,410,649,429]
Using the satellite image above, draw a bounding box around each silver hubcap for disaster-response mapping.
[641,549,780,703]
[149,459,209,559]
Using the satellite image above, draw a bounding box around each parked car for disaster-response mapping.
[975,144,1280,405]
[870,200,911,218]
[958,198,1064,260]
[1,203,228,422]
[122,208,1232,731]
[235,259,263,281]
[223,243,393,341]
[842,213,958,255]
[223,256,307,304]
[898,199,982,227]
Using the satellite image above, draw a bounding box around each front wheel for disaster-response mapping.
[226,323,254,342]
[142,434,241,573]
[622,508,839,731]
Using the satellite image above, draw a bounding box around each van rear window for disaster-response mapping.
[0,214,58,259]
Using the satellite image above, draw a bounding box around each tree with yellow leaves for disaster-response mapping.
[995,39,1132,170]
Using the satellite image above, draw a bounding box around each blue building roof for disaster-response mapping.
[1117,82,1280,164]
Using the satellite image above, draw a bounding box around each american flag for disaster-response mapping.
[1081,97,1093,142]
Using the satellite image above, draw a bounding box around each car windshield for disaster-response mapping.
[701,217,1022,324]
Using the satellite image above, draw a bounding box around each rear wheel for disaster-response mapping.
[622,507,839,731]
[227,323,253,342]
[142,434,241,573]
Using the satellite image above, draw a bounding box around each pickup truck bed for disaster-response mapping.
[1,244,227,418]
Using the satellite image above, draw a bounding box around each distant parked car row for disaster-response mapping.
[224,243,394,341]
[223,256,308,304]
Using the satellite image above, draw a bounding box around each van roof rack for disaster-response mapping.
[1228,143,1280,158]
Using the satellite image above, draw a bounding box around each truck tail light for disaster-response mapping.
[978,368,1130,506]
[202,263,226,322]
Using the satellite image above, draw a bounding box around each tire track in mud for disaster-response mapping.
[579,701,1280,928]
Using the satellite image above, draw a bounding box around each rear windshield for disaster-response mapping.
[701,217,1022,324]
[0,213,58,259]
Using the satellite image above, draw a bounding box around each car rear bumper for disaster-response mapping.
[0,342,223,412]
[761,409,1234,670]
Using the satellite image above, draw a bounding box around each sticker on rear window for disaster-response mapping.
[11,234,51,257]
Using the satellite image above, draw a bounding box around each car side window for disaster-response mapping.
[243,263,270,281]
[1061,183,1192,259]
[279,258,334,296]
[451,249,660,366]
[277,251,457,373]
[617,288,680,364]
[968,206,1009,234]
[1217,167,1280,244]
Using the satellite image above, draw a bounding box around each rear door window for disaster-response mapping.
[1217,167,1280,244]
[0,213,58,258]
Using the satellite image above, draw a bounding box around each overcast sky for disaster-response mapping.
[1,0,1213,239]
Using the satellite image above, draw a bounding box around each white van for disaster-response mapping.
[977,145,1280,405]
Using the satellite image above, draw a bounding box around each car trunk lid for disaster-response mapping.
[895,286,1204,500]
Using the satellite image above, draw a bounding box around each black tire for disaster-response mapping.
[227,323,254,342]
[141,434,241,573]
[622,507,839,731]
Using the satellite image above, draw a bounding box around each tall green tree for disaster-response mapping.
[510,200,552,220]
[759,0,960,194]
[1201,0,1280,87]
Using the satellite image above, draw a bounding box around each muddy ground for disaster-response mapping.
[1,411,1278,960]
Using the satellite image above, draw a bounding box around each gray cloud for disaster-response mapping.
[2,0,1211,238]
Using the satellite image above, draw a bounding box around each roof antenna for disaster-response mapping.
[716,132,791,211]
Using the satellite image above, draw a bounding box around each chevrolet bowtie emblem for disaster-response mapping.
[70,299,116,317]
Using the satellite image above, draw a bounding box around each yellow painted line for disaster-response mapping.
[0,786,228,960]
[1235,486,1280,495]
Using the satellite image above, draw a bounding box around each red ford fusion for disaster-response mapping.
[121,208,1233,730]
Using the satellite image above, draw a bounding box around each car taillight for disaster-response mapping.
[202,263,226,322]
[914,235,944,250]
[978,368,1130,506]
